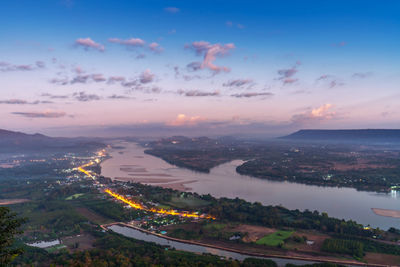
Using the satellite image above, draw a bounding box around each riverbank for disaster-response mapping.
[103,222,387,267]
[0,198,30,205]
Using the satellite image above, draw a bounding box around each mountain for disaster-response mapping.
[0,129,104,152]
[280,129,400,143]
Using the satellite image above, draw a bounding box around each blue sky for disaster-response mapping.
[0,0,399,137]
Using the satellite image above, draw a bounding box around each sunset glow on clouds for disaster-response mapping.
[0,0,399,137]
[167,114,206,126]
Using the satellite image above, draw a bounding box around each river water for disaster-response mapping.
[108,224,315,266]
[101,141,400,230]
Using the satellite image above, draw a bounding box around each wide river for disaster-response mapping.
[101,141,400,230]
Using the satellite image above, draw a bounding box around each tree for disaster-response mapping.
[0,207,25,266]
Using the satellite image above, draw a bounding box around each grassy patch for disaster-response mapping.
[46,244,67,253]
[203,223,227,231]
[166,195,209,209]
[66,193,84,200]
[256,230,293,246]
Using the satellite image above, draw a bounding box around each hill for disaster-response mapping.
[280,129,400,143]
[0,129,104,152]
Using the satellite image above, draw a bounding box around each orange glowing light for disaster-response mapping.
[104,189,215,219]
[77,159,215,220]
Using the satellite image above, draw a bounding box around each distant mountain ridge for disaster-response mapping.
[0,128,103,152]
[0,128,49,139]
[280,129,400,143]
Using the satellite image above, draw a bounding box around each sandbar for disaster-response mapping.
[372,208,400,218]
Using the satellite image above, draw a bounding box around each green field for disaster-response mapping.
[166,195,209,209]
[256,230,293,246]
[46,244,67,253]
[66,193,84,200]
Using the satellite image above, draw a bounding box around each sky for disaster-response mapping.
[0,0,399,137]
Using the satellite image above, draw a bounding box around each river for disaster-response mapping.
[101,141,400,230]
[108,224,316,266]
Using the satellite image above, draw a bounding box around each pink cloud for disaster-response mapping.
[167,114,206,126]
[292,104,336,125]
[185,41,235,73]
[75,38,104,51]
[91,73,106,82]
[311,104,335,118]
[277,63,300,85]
[139,69,155,84]
[283,78,298,84]
[148,42,164,53]
[108,76,126,84]
[109,37,145,47]
[74,66,84,74]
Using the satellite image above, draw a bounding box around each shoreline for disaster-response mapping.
[0,198,30,205]
[103,222,385,267]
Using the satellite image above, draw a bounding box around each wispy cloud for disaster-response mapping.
[108,94,132,99]
[223,79,254,88]
[91,73,107,82]
[0,61,45,72]
[75,38,105,51]
[51,72,119,86]
[186,62,202,72]
[41,93,69,99]
[352,72,373,79]
[49,77,69,85]
[0,99,29,104]
[316,74,344,88]
[11,111,66,118]
[177,89,220,97]
[108,76,126,84]
[276,61,301,85]
[108,37,145,47]
[109,38,163,53]
[231,92,273,98]
[73,91,101,102]
[0,99,53,105]
[226,21,245,29]
[71,74,90,84]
